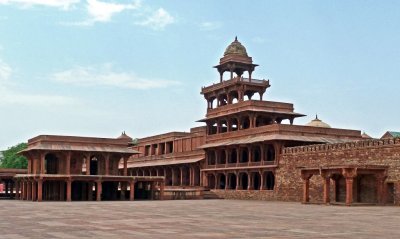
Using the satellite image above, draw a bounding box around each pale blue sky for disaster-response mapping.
[0,0,399,149]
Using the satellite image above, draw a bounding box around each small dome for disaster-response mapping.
[306,115,331,128]
[224,37,248,57]
[117,131,132,140]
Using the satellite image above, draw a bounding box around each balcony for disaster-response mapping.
[205,161,276,170]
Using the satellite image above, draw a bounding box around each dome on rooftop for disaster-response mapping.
[117,131,132,140]
[305,115,331,128]
[224,37,248,57]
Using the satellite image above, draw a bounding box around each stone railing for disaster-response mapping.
[201,77,269,93]
[283,138,400,155]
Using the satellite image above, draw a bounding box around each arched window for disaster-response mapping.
[207,151,216,165]
[252,146,261,162]
[229,149,237,164]
[265,172,275,190]
[240,148,249,163]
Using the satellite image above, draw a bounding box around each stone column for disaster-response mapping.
[171,168,175,186]
[180,167,184,186]
[37,179,43,202]
[66,152,71,175]
[301,173,312,203]
[225,173,229,190]
[66,180,72,202]
[15,181,20,200]
[343,168,357,206]
[87,182,93,201]
[105,154,110,175]
[21,182,25,200]
[259,171,264,190]
[27,181,32,200]
[129,180,135,201]
[86,155,91,175]
[32,181,37,201]
[247,173,253,190]
[123,157,128,176]
[5,181,9,197]
[323,176,331,204]
[160,182,165,200]
[40,153,45,174]
[96,180,102,201]
[236,173,240,190]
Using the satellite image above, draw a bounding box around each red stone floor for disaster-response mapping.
[0,200,399,238]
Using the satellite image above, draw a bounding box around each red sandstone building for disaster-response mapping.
[4,37,400,205]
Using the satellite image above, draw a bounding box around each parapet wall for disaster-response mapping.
[275,138,400,205]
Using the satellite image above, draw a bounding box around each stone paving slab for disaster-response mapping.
[0,200,399,238]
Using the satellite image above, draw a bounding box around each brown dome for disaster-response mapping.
[224,37,248,57]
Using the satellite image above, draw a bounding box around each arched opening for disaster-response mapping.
[252,146,261,162]
[208,122,218,135]
[218,94,228,106]
[241,116,250,129]
[229,149,237,164]
[228,91,239,104]
[265,171,275,190]
[252,173,261,190]
[45,153,59,174]
[334,174,346,202]
[209,97,217,109]
[90,157,98,175]
[207,150,216,165]
[264,145,275,162]
[230,118,239,131]
[243,95,250,101]
[150,168,157,176]
[207,174,216,189]
[218,174,226,189]
[240,173,248,190]
[218,150,226,164]
[255,116,272,127]
[228,173,237,189]
[240,148,249,163]
[244,90,255,101]
[219,119,228,133]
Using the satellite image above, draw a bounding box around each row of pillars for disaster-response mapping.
[14,179,162,202]
[207,171,274,190]
[302,169,387,205]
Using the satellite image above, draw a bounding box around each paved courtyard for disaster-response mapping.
[0,199,399,238]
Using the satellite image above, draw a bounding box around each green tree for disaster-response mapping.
[0,143,28,169]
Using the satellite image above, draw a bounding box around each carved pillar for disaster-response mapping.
[259,171,264,190]
[65,152,71,175]
[301,172,312,203]
[180,167,184,186]
[321,172,331,204]
[40,152,45,174]
[342,168,357,206]
[236,173,240,190]
[27,181,32,200]
[225,173,229,190]
[31,181,37,201]
[248,172,253,190]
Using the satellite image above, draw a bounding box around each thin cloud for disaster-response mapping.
[52,64,180,90]
[135,8,174,30]
[0,57,76,106]
[199,21,222,31]
[0,0,80,10]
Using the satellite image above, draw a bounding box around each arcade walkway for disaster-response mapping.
[0,200,399,238]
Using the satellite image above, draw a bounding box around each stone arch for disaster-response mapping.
[218,150,226,164]
[241,116,250,129]
[228,173,237,189]
[239,172,249,190]
[265,171,275,190]
[252,172,261,190]
[239,147,249,163]
[229,91,239,104]
[230,117,239,131]
[229,148,237,164]
[218,93,228,106]
[264,145,275,162]
[208,174,216,189]
[252,145,261,162]
[218,173,226,189]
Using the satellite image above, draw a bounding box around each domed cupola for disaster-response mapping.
[214,37,258,82]
[224,37,248,57]
[305,115,331,128]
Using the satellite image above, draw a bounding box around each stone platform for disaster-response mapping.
[0,200,399,238]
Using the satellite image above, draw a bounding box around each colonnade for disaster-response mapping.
[206,144,276,167]
[205,170,275,191]
[130,164,201,187]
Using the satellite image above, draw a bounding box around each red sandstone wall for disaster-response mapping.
[276,138,400,205]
